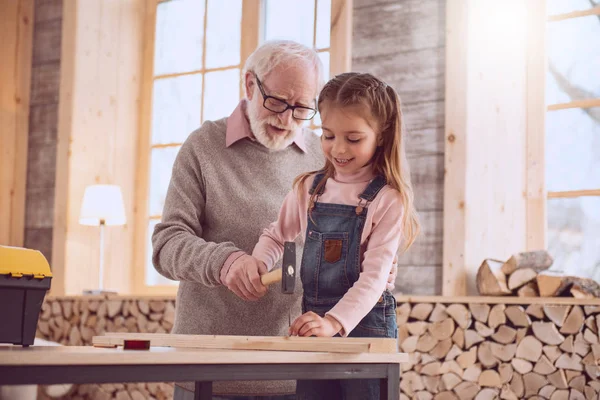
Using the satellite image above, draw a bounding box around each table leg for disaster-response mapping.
[194,381,212,400]
[380,364,399,400]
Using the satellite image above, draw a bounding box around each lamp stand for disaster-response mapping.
[98,218,105,291]
[83,219,116,295]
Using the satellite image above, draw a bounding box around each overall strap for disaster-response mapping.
[354,175,387,215]
[359,175,387,201]
[308,172,328,196]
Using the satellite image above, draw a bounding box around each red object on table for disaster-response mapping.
[123,339,151,350]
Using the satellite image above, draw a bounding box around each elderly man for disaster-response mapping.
[152,40,396,400]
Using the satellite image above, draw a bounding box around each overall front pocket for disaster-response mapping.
[324,239,343,263]
[318,232,351,298]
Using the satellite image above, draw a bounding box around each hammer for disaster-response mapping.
[259,241,296,294]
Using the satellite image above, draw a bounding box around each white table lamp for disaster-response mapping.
[79,184,126,293]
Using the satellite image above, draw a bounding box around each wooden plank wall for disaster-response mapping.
[23,0,63,263]
[59,0,144,294]
[0,0,34,248]
[353,0,445,295]
[443,0,530,296]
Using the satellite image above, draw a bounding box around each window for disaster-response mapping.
[545,0,600,281]
[134,0,348,294]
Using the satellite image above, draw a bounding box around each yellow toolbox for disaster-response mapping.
[0,245,52,346]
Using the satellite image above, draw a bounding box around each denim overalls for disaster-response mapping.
[296,172,398,400]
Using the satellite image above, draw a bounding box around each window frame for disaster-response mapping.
[132,0,352,295]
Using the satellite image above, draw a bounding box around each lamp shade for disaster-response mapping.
[79,184,126,226]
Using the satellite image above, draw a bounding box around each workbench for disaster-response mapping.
[0,346,407,399]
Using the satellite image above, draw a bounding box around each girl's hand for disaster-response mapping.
[289,312,342,337]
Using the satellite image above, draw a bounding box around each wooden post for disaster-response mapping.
[0,0,34,247]
[443,0,545,295]
[330,0,352,76]
[54,0,145,294]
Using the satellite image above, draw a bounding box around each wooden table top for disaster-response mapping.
[0,346,409,366]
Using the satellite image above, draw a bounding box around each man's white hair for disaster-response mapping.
[242,40,325,97]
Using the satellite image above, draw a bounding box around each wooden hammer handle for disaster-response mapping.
[260,268,282,286]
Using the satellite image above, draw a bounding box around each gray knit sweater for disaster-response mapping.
[152,117,323,395]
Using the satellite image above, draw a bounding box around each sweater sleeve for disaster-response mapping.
[252,182,306,271]
[326,188,404,336]
[151,127,242,286]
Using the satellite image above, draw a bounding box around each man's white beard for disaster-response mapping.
[247,99,300,151]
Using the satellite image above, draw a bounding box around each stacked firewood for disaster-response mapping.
[477,250,600,298]
[397,300,600,399]
[36,297,176,400]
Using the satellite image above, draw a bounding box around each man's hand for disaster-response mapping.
[289,312,342,337]
[223,255,268,301]
[386,255,398,291]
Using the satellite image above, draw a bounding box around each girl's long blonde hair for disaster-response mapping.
[294,72,420,252]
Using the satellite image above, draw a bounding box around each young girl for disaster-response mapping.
[252,72,419,399]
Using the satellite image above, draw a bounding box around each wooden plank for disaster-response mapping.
[354,0,402,8]
[0,0,34,247]
[34,0,62,23]
[0,346,409,366]
[547,6,600,22]
[93,332,398,354]
[132,0,157,295]
[525,0,547,251]
[547,98,600,111]
[57,0,143,294]
[353,0,445,59]
[404,99,445,155]
[395,295,600,306]
[405,126,444,157]
[156,65,241,81]
[239,0,261,97]
[353,46,445,105]
[32,18,61,65]
[104,0,144,295]
[409,154,444,211]
[394,265,442,296]
[51,0,76,296]
[442,0,469,296]
[30,62,60,105]
[444,0,530,296]
[24,227,53,262]
[404,100,445,131]
[29,104,58,144]
[398,210,442,266]
[548,189,600,198]
[26,142,56,189]
[25,188,55,228]
[330,0,353,75]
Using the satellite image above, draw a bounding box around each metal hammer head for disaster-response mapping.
[259,241,297,294]
[281,241,296,294]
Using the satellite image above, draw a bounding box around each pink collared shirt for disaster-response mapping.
[220,100,308,283]
[225,100,307,152]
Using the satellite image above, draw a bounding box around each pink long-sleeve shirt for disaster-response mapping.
[252,165,404,336]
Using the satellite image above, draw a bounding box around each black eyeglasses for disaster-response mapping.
[254,74,317,121]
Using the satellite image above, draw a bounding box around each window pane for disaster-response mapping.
[203,68,240,122]
[154,0,205,76]
[146,219,178,286]
[546,0,597,16]
[547,197,600,283]
[315,0,331,49]
[152,74,203,145]
[546,107,600,191]
[205,0,242,69]
[264,0,315,47]
[546,16,600,105]
[149,146,181,216]
[318,51,330,81]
